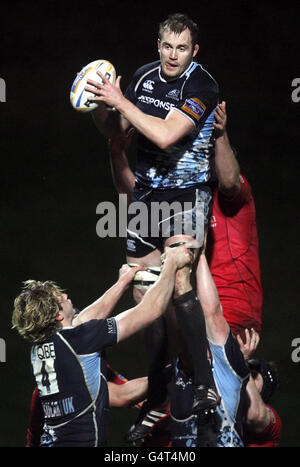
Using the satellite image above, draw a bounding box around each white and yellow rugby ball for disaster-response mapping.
[70,59,116,112]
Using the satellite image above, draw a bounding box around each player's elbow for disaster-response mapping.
[156,136,173,150]
[219,175,240,196]
[154,127,180,150]
[246,404,269,429]
[203,301,223,319]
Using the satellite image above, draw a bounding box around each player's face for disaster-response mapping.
[59,293,75,322]
[158,28,199,80]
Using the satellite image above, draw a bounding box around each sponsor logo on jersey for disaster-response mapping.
[166,89,180,100]
[210,215,217,228]
[126,239,136,252]
[107,318,117,335]
[42,397,75,418]
[142,80,155,92]
[181,97,206,121]
[138,95,175,111]
[37,342,56,360]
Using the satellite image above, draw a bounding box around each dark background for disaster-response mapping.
[1,0,299,447]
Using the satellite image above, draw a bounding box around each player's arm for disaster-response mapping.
[108,376,148,408]
[86,74,194,150]
[108,129,136,199]
[245,375,272,433]
[115,245,193,342]
[213,101,241,195]
[195,251,229,345]
[236,332,272,433]
[91,102,131,139]
[72,265,144,326]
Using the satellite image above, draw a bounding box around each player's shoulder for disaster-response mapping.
[187,62,218,87]
[132,60,160,80]
[60,319,105,336]
[266,405,282,427]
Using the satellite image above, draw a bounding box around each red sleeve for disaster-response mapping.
[106,363,128,385]
[246,405,282,447]
[218,174,252,215]
[26,387,44,447]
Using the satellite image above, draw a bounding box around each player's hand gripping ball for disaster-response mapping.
[70,59,116,112]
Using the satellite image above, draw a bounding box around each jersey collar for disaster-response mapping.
[158,61,198,82]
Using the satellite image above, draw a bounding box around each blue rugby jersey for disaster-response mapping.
[170,332,249,447]
[30,318,119,446]
[125,60,218,189]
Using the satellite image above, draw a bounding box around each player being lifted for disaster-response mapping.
[86,13,220,424]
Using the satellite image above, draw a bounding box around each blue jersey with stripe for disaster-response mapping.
[125,60,219,189]
[210,332,249,447]
[30,318,119,446]
[170,332,249,447]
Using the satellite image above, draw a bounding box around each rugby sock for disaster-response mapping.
[143,316,169,406]
[173,290,215,389]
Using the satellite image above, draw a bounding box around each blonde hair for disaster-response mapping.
[12,280,65,343]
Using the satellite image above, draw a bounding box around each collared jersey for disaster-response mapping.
[30,318,119,446]
[207,175,263,336]
[125,60,219,189]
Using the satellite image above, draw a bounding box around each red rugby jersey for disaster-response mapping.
[206,175,263,336]
[245,405,282,447]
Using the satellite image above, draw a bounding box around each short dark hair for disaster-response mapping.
[248,359,279,403]
[158,13,199,47]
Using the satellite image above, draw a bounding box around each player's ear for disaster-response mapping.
[157,39,161,53]
[193,44,199,57]
[55,312,64,322]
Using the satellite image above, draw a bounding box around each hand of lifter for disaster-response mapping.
[163,243,195,269]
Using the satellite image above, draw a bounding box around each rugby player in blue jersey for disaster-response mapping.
[86,13,220,437]
[12,246,193,447]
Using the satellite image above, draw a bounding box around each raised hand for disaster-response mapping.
[236,328,260,361]
[213,100,227,137]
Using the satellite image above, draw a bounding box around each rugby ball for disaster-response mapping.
[70,59,116,112]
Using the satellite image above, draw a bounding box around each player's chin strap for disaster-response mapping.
[128,263,161,291]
